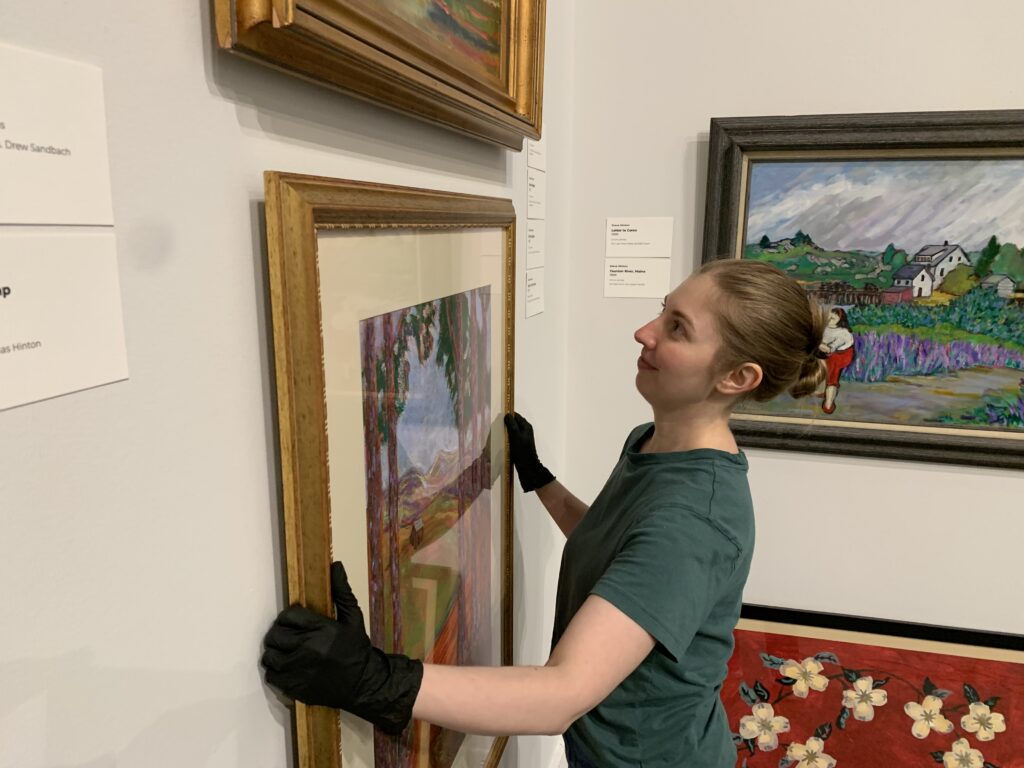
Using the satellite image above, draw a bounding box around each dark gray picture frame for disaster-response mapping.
[701,110,1024,469]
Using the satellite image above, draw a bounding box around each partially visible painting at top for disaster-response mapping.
[359,285,494,768]
[738,158,1024,433]
[379,0,502,79]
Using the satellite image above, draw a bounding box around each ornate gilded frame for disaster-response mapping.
[264,172,516,767]
[215,0,545,150]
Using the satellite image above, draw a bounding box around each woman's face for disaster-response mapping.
[633,273,725,410]
[828,310,840,328]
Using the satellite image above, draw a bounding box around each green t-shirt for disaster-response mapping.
[551,423,755,767]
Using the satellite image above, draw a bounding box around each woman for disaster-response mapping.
[818,307,855,414]
[261,259,828,767]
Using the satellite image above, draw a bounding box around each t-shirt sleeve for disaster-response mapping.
[589,506,739,662]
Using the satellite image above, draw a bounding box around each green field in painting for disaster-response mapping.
[742,242,906,289]
[379,491,461,661]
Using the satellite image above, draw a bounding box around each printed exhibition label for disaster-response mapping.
[0,43,115,225]
[0,231,129,410]
[605,217,674,259]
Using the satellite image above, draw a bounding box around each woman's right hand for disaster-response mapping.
[503,412,555,492]
[261,562,423,734]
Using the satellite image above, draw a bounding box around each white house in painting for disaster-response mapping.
[981,273,1017,299]
[892,263,935,297]
[911,242,972,289]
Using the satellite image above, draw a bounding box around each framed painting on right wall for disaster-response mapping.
[702,110,1024,469]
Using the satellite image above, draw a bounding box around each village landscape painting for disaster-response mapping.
[359,286,494,768]
[738,158,1024,434]
[725,622,1023,767]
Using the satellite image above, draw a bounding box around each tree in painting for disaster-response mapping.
[360,286,494,768]
[740,158,1024,430]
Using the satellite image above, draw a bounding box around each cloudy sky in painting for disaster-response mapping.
[745,159,1024,252]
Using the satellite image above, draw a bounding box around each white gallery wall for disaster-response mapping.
[564,0,1024,640]
[3,2,1023,768]
[0,1,572,767]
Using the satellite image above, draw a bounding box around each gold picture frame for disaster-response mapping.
[264,172,516,767]
[216,0,546,150]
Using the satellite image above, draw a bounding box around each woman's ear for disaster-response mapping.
[716,362,762,397]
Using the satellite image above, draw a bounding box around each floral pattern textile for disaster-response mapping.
[724,626,1022,767]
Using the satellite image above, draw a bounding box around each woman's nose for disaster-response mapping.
[634,321,656,348]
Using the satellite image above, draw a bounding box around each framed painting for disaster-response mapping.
[702,110,1024,469]
[264,172,515,768]
[725,606,1024,768]
[214,0,545,150]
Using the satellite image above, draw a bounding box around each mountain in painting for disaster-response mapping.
[397,448,462,524]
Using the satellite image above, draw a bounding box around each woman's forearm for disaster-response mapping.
[536,481,589,537]
[411,663,582,736]
[410,596,656,737]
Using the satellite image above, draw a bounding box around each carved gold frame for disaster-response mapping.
[216,1,545,150]
[264,172,516,767]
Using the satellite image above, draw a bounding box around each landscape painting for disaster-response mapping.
[379,0,502,79]
[359,285,494,768]
[725,621,1024,768]
[738,158,1024,435]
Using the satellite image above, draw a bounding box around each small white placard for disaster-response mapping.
[604,258,672,299]
[0,231,129,410]
[525,267,545,317]
[527,135,546,172]
[527,167,546,220]
[0,43,115,226]
[526,220,546,269]
[605,217,673,259]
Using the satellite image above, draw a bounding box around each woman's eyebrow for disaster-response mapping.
[669,308,694,332]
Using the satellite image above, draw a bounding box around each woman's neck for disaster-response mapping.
[642,410,738,454]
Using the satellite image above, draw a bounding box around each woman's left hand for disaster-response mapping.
[261,561,423,734]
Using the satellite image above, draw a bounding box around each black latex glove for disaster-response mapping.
[261,561,423,735]
[503,412,555,492]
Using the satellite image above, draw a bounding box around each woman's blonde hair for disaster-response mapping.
[699,259,829,401]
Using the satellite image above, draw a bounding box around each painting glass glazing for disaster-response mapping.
[317,227,506,768]
[735,156,1024,439]
[359,287,493,767]
[724,619,1024,767]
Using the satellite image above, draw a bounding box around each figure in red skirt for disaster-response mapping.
[819,307,854,414]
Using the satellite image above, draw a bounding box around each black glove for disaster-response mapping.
[503,412,555,492]
[261,561,423,735]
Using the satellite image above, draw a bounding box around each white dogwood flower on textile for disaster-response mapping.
[779,657,829,698]
[786,736,836,768]
[841,676,888,722]
[738,702,790,751]
[961,702,1006,742]
[904,695,954,739]
[942,738,985,768]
